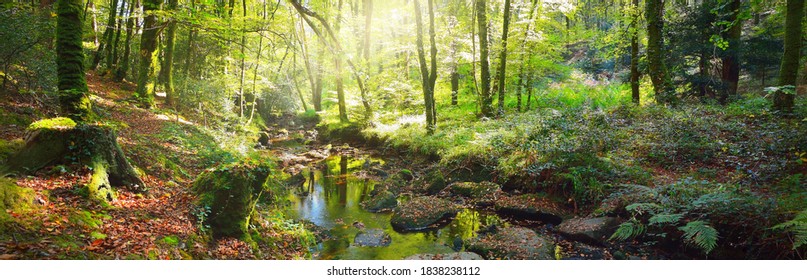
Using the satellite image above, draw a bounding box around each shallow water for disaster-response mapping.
[285,155,503,260]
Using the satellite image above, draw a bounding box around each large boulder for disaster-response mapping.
[193,161,273,240]
[556,217,622,245]
[494,194,566,225]
[361,190,397,212]
[404,252,484,260]
[467,227,555,260]
[424,170,447,195]
[390,196,458,231]
[354,229,392,247]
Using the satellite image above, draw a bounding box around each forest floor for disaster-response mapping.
[0,72,312,260]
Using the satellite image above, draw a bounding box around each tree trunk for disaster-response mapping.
[114,0,136,82]
[645,0,671,104]
[719,0,742,104]
[773,0,804,113]
[335,0,348,122]
[630,0,640,104]
[135,0,161,108]
[495,0,512,116]
[110,0,125,70]
[476,0,493,117]
[56,0,90,121]
[91,0,119,71]
[162,0,177,107]
[413,0,437,134]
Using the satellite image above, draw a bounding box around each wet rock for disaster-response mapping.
[370,168,389,178]
[354,229,391,247]
[467,227,555,260]
[404,252,484,260]
[362,190,398,212]
[556,217,622,245]
[450,181,500,198]
[258,131,271,146]
[390,196,458,231]
[494,194,566,225]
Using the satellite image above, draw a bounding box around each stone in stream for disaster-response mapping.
[556,217,622,246]
[361,190,398,212]
[390,196,458,231]
[494,194,567,225]
[449,181,500,198]
[466,226,555,260]
[354,229,392,247]
[404,252,484,260]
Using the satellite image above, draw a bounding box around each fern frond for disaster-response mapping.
[649,213,683,226]
[773,209,807,250]
[609,220,646,241]
[625,203,661,215]
[679,221,718,255]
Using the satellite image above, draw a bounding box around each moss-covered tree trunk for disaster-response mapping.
[495,0,511,116]
[773,0,804,113]
[135,0,161,108]
[645,0,671,104]
[5,119,146,202]
[56,0,91,121]
[335,0,348,122]
[476,0,493,117]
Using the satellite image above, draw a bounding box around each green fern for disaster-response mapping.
[625,203,661,215]
[679,221,718,255]
[649,213,684,226]
[609,220,647,241]
[772,209,807,250]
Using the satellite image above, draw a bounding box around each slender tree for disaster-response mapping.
[477,0,493,117]
[630,0,640,104]
[773,0,804,113]
[719,0,742,103]
[91,0,119,71]
[57,0,90,121]
[114,0,135,81]
[161,0,178,107]
[414,0,437,134]
[495,0,512,116]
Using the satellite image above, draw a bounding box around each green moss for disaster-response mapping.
[425,170,446,195]
[450,181,500,198]
[0,138,24,162]
[27,117,77,131]
[88,159,116,202]
[90,231,107,240]
[193,160,275,240]
[0,178,36,231]
[68,210,105,229]
[161,235,180,246]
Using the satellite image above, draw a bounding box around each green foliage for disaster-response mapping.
[28,117,76,131]
[679,221,719,255]
[610,219,647,241]
[0,7,56,93]
[773,209,807,250]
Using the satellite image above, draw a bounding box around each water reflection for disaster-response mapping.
[286,155,504,260]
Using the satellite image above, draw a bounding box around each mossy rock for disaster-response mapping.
[494,194,567,225]
[556,217,622,245]
[0,138,24,163]
[450,181,500,198]
[193,161,274,240]
[424,170,447,195]
[467,227,555,260]
[361,190,398,212]
[390,196,457,231]
[397,169,414,181]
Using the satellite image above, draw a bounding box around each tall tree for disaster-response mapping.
[161,0,178,107]
[495,0,512,116]
[773,0,804,113]
[135,0,161,108]
[629,0,640,104]
[114,0,135,81]
[645,0,671,103]
[414,0,437,134]
[57,0,90,121]
[334,0,348,122]
[91,0,119,71]
[477,0,493,117]
[719,0,742,103]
